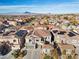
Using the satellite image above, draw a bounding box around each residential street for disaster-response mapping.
[23,49,32,59]
[23,49,41,59]
[32,49,41,59]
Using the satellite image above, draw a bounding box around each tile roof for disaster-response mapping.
[20,26,33,31]
[58,43,75,50]
[34,29,51,37]
[42,44,53,49]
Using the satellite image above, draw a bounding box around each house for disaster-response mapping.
[54,35,61,43]
[17,22,28,26]
[0,35,20,50]
[59,44,75,55]
[33,29,52,44]
[25,29,54,49]
[2,20,9,27]
[48,19,55,24]
[7,20,17,26]
[46,24,54,30]
[42,44,54,55]
[65,35,79,46]
[34,25,47,30]
[58,43,76,59]
[32,20,40,26]
[25,35,41,49]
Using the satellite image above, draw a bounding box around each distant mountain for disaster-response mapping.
[0,11,40,15]
[24,11,38,15]
[24,11,31,14]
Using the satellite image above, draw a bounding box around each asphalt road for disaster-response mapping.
[23,49,41,59]
[32,49,41,59]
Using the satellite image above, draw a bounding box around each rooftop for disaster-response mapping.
[34,29,51,37]
[15,30,28,38]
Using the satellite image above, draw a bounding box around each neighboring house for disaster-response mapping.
[59,43,76,59]
[42,44,54,55]
[0,25,5,34]
[54,35,61,43]
[65,35,79,46]
[59,44,75,55]
[46,24,54,30]
[34,25,47,30]
[0,35,20,49]
[17,22,28,26]
[7,20,17,26]
[3,20,9,27]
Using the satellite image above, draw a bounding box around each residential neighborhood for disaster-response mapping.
[0,14,79,59]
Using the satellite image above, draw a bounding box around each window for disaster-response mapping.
[41,37,44,41]
[36,40,39,41]
[45,37,47,39]
[13,40,16,42]
[29,39,31,42]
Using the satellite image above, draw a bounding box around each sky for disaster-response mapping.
[0,0,79,14]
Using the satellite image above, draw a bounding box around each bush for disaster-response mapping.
[12,49,27,58]
[12,49,20,58]
[44,54,50,59]
[67,55,72,59]
[63,50,66,55]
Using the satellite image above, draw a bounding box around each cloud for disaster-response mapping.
[0,2,79,14]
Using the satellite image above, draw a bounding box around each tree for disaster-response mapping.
[64,17,68,20]
[44,54,50,59]
[12,49,27,59]
[51,57,54,59]
[63,49,66,55]
[0,42,11,55]
[67,55,72,59]
[52,49,59,59]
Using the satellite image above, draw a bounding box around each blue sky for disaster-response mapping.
[0,0,79,14]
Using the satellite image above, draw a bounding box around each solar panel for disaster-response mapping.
[16,30,27,37]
